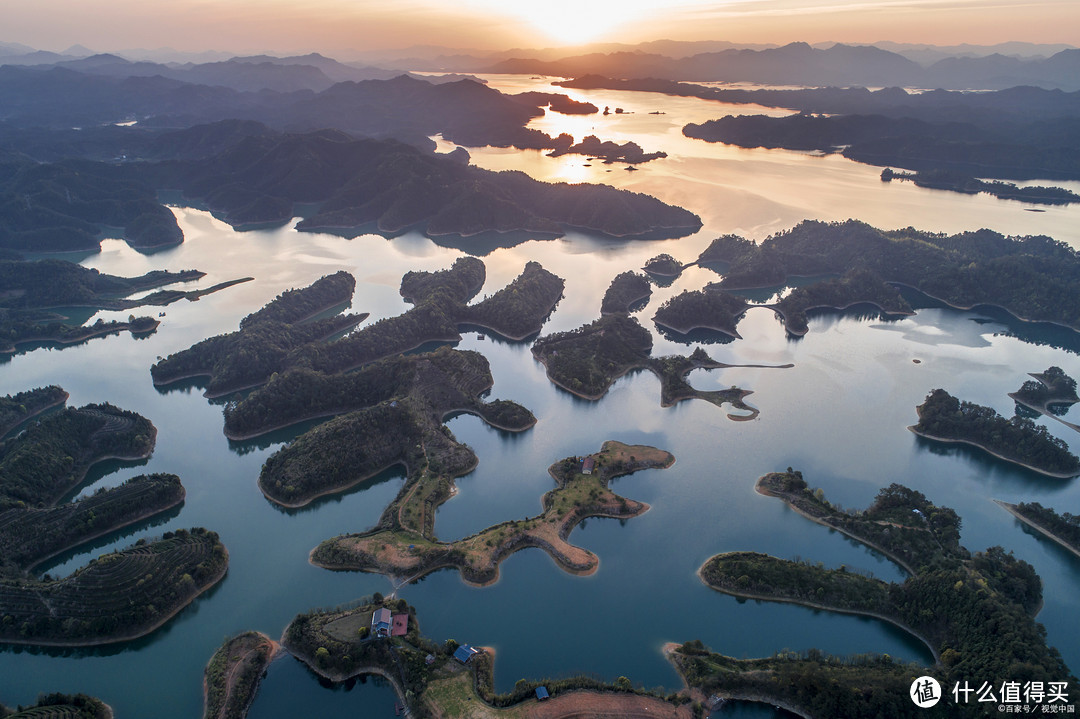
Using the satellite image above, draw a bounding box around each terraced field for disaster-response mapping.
[0,528,227,646]
[0,474,186,572]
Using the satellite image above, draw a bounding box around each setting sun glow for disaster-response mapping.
[460,0,689,45]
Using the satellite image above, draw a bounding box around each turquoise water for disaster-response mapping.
[1,80,1078,717]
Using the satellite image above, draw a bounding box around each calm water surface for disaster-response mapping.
[0,77,1078,718]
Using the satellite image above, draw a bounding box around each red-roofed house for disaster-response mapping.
[582,457,596,475]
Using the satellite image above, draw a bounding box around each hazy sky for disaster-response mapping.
[4,0,1077,56]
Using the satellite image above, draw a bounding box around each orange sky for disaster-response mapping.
[3,0,1077,56]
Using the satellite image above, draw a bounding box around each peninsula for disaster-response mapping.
[531,313,772,418]
[273,597,697,719]
[310,441,674,586]
[1009,366,1080,434]
[150,271,367,397]
[694,220,1080,331]
[203,631,281,719]
[996,501,1080,560]
[600,271,652,315]
[256,347,535,508]
[0,392,227,646]
[909,389,1080,478]
[674,469,1079,717]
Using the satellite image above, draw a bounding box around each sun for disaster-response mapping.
[463,0,676,46]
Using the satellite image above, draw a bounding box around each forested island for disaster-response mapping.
[1009,367,1080,434]
[0,313,159,354]
[0,402,157,509]
[256,346,534,507]
[0,390,227,646]
[224,348,533,440]
[203,631,280,719]
[547,135,667,164]
[0,385,68,437]
[880,168,1080,205]
[910,388,1080,478]
[651,284,748,337]
[150,271,366,396]
[554,76,1080,182]
[997,501,1080,560]
[694,220,1080,330]
[771,269,913,336]
[156,259,564,397]
[0,693,113,719]
[600,271,652,315]
[643,253,686,277]
[0,259,218,354]
[0,527,227,646]
[0,260,204,311]
[310,441,674,586]
[0,473,185,574]
[531,313,768,418]
[676,469,1079,717]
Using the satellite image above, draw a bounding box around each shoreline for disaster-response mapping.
[25,488,187,573]
[152,314,367,397]
[0,319,161,355]
[203,632,281,719]
[767,301,915,337]
[995,500,1080,561]
[755,480,917,576]
[907,426,1079,479]
[0,546,228,648]
[651,314,745,339]
[0,391,69,438]
[262,459,412,509]
[695,564,940,663]
[887,282,1080,333]
[1008,392,1080,435]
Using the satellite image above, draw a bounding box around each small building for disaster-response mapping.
[372,608,392,638]
[391,613,409,636]
[453,644,479,664]
[536,686,550,701]
[582,457,596,475]
[425,654,436,665]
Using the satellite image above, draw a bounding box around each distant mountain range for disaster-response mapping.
[480,42,1080,91]
[3,40,1076,91]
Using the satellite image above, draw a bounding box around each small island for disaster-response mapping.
[674,469,1079,717]
[1009,366,1080,434]
[548,134,667,164]
[651,284,748,337]
[203,631,281,719]
[996,501,1080,560]
[909,388,1080,478]
[310,441,674,586]
[600,271,652,315]
[642,253,687,278]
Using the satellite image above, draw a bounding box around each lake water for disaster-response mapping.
[1,75,1078,718]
